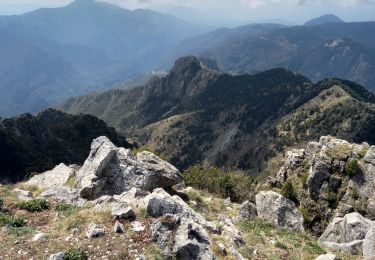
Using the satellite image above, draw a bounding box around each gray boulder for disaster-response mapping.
[315,253,340,260]
[113,221,124,233]
[255,191,304,232]
[144,188,183,217]
[86,223,105,238]
[236,200,257,221]
[39,186,84,206]
[13,188,32,201]
[75,137,183,200]
[364,146,375,165]
[48,252,65,260]
[363,221,375,260]
[25,163,75,190]
[173,220,215,260]
[319,212,371,255]
[151,214,181,256]
[111,202,136,220]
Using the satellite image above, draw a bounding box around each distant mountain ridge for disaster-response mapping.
[59,56,375,173]
[0,0,199,117]
[165,21,375,91]
[304,14,344,26]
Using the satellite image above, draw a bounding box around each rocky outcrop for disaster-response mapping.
[25,163,75,189]
[75,136,183,200]
[236,200,257,221]
[364,146,375,165]
[362,221,375,260]
[39,186,85,206]
[255,191,304,232]
[319,212,372,255]
[13,188,32,201]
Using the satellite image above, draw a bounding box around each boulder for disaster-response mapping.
[319,212,371,243]
[39,186,84,206]
[236,200,257,221]
[319,212,371,255]
[48,252,65,260]
[151,214,181,256]
[131,221,145,232]
[75,137,183,200]
[363,221,375,260]
[32,232,47,241]
[144,188,183,217]
[25,163,75,189]
[307,156,331,200]
[111,202,136,220]
[113,188,149,208]
[13,188,32,201]
[364,146,375,165]
[86,223,105,238]
[173,220,215,260]
[315,253,340,260]
[255,191,304,232]
[113,221,124,233]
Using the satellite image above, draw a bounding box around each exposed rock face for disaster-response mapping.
[364,146,375,165]
[26,163,75,189]
[39,186,85,206]
[151,214,181,256]
[236,200,257,221]
[255,191,304,232]
[362,221,375,260]
[75,136,183,200]
[319,212,372,255]
[111,202,136,220]
[307,155,331,200]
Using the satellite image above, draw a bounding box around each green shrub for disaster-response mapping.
[275,241,288,250]
[55,203,77,215]
[0,213,27,227]
[303,241,325,255]
[350,187,360,200]
[7,226,36,237]
[325,192,338,207]
[183,164,255,202]
[19,199,49,212]
[63,247,88,260]
[281,180,299,204]
[344,159,360,178]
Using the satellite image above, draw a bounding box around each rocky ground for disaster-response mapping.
[0,136,374,259]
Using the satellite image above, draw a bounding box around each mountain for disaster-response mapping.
[59,56,375,173]
[0,108,131,183]
[304,14,344,26]
[0,0,199,117]
[165,22,375,91]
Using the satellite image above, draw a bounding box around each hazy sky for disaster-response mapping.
[0,0,374,26]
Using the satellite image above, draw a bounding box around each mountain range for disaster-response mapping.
[0,0,199,117]
[59,56,375,174]
[167,21,375,91]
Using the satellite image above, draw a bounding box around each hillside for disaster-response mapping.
[166,22,375,91]
[0,0,199,117]
[59,56,375,174]
[0,109,131,183]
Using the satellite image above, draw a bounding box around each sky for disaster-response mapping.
[0,0,374,26]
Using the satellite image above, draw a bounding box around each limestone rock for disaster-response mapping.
[13,188,32,201]
[363,221,375,260]
[86,223,105,238]
[315,253,340,260]
[39,186,84,206]
[113,221,124,233]
[75,137,183,200]
[111,202,136,220]
[113,188,149,208]
[236,200,257,221]
[25,163,75,189]
[151,214,181,256]
[48,252,66,260]
[173,220,215,260]
[319,212,371,255]
[144,188,183,217]
[32,232,47,241]
[255,191,304,232]
[307,155,331,200]
[364,146,375,165]
[319,212,371,243]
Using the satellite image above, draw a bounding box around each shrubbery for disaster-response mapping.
[0,214,27,227]
[344,159,360,178]
[281,180,299,204]
[19,199,49,212]
[183,164,256,202]
[63,247,88,260]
